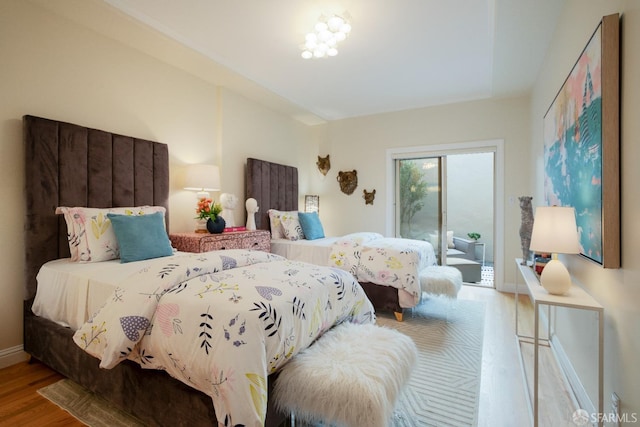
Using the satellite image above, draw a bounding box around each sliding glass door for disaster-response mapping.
[394,150,495,287]
[396,156,448,264]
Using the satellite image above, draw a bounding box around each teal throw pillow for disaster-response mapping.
[298,212,325,240]
[107,212,173,263]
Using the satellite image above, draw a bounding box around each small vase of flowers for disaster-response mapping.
[195,197,225,234]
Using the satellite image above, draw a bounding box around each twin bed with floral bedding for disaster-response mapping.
[38,249,374,426]
[33,205,374,427]
[268,211,440,318]
[327,232,437,308]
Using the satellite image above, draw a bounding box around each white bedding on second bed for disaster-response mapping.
[270,237,340,265]
[270,233,439,309]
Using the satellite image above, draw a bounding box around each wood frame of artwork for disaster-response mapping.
[542,13,620,268]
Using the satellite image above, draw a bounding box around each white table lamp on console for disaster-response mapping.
[528,206,581,295]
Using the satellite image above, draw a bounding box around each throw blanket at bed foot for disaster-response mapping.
[73,250,375,427]
[329,233,437,308]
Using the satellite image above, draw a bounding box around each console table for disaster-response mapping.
[514,259,603,427]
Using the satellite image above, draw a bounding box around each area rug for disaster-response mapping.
[37,379,145,427]
[38,297,485,427]
[377,296,486,427]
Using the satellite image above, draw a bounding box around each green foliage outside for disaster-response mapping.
[399,161,428,238]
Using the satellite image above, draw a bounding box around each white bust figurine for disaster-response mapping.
[219,193,238,227]
[245,198,259,231]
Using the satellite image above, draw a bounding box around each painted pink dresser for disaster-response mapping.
[170,230,271,253]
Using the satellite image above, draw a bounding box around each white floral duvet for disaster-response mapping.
[73,249,375,427]
[329,233,437,307]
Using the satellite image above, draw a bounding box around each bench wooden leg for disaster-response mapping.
[394,311,403,322]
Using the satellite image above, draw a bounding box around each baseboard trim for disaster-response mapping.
[550,335,595,415]
[0,345,29,369]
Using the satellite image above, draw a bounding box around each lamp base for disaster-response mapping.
[539,259,571,295]
[194,219,208,234]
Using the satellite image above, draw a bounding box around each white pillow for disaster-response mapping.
[56,206,166,262]
[268,209,299,240]
[447,231,455,248]
[267,209,283,239]
[281,212,305,241]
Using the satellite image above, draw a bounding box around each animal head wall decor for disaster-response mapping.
[363,189,376,205]
[337,170,358,195]
[316,155,331,176]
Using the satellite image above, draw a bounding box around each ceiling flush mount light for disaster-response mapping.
[301,14,351,59]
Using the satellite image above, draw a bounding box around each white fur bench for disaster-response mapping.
[420,265,463,297]
[273,322,417,427]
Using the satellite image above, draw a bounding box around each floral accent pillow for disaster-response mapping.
[280,212,305,241]
[268,209,293,240]
[56,206,166,263]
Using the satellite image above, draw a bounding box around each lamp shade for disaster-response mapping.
[529,206,580,254]
[529,206,580,295]
[184,164,220,192]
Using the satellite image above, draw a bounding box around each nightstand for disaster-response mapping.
[169,230,271,253]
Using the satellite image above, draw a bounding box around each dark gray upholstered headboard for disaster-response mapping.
[24,115,169,300]
[245,158,298,231]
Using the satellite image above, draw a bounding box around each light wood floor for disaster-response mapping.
[0,286,568,427]
[459,285,532,427]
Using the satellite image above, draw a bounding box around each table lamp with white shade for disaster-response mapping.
[184,164,221,233]
[529,206,581,295]
[184,164,220,199]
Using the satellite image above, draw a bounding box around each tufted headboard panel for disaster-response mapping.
[245,158,298,231]
[23,115,169,300]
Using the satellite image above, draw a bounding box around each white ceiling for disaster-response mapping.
[103,0,566,123]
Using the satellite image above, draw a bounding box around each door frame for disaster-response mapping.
[386,139,505,291]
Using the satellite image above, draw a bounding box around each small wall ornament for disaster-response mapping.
[363,189,376,205]
[316,155,331,176]
[337,170,358,195]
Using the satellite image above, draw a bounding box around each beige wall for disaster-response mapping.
[217,88,315,227]
[530,0,640,416]
[0,0,312,366]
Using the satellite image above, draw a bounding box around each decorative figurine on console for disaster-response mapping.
[519,196,534,265]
